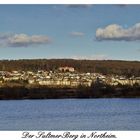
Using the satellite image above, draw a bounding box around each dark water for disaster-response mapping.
[0,99,140,130]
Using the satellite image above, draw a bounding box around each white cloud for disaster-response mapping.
[0,33,51,47]
[66,4,92,8]
[96,23,140,41]
[70,31,85,37]
[72,54,108,60]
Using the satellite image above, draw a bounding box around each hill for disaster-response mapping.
[0,59,140,77]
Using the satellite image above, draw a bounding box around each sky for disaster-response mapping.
[0,4,140,61]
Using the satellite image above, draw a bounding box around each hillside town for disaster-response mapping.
[0,66,140,88]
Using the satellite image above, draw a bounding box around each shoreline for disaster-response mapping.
[0,86,140,100]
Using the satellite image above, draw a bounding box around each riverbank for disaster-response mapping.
[0,85,140,99]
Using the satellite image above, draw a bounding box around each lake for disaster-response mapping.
[0,99,140,130]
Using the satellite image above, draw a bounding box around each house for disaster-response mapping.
[0,80,3,84]
[58,67,75,72]
[28,79,35,84]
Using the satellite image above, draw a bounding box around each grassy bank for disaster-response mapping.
[0,85,140,100]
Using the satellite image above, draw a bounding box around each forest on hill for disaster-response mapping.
[0,59,140,77]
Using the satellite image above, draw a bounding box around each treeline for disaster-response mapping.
[0,59,140,77]
[0,85,140,99]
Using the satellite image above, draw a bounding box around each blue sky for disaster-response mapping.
[0,4,140,61]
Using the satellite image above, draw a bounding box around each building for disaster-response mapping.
[58,67,75,72]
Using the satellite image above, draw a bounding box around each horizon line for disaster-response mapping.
[0,58,139,62]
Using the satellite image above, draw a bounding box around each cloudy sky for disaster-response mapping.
[0,4,140,61]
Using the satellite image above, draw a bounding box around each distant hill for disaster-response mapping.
[0,59,140,77]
